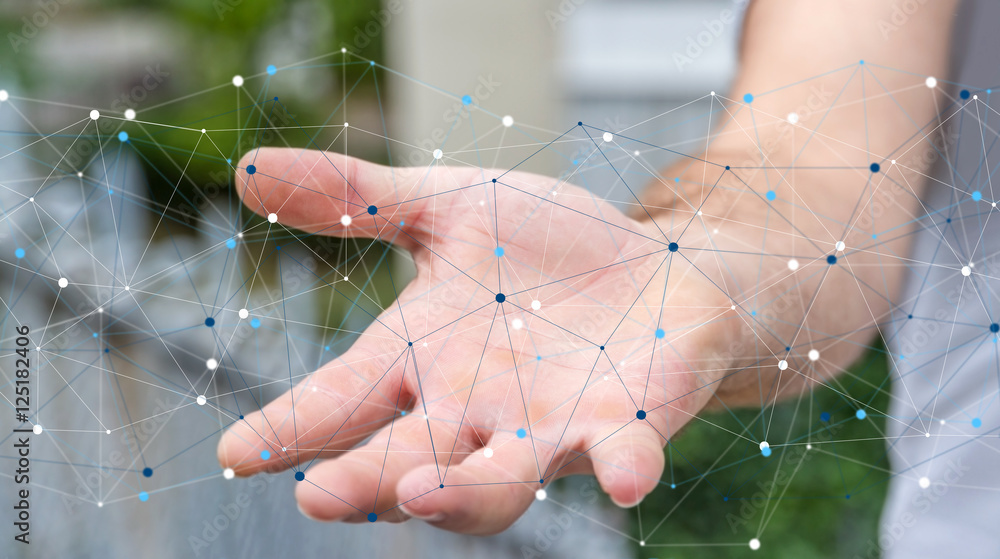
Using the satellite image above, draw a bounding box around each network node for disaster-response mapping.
[778,360,788,370]
[0,90,8,101]
[531,300,541,311]
[655,328,665,339]
[462,95,472,105]
[925,76,937,88]
[143,467,153,477]
[502,115,514,127]
[124,108,136,120]
[196,395,207,406]
[58,277,68,288]
[856,409,867,420]
[239,308,249,319]
[960,89,970,99]
[827,255,837,265]
[206,358,218,370]
[820,412,831,422]
[516,428,526,438]
[972,190,982,201]
[636,410,646,420]
[226,238,236,249]
[15,248,25,259]
[33,425,43,435]
[433,149,443,160]
[340,215,352,226]
[367,512,377,522]
[139,492,149,502]
[512,319,523,330]
[870,162,880,173]
[483,448,493,458]
[766,190,776,201]
[787,112,799,124]
[223,468,235,480]
[961,265,971,276]
[367,205,378,216]
[246,164,256,175]
[295,472,305,481]
[749,538,761,551]
[787,259,799,271]
[535,489,547,501]
[835,241,845,252]
[808,349,820,361]
[603,132,613,142]
[743,93,754,103]
[494,246,504,257]
[260,450,270,460]
[495,293,505,303]
[972,418,982,428]
[118,131,128,142]
[918,477,930,489]
[90,110,100,120]
[204,317,215,327]
[668,242,678,252]
[266,65,277,75]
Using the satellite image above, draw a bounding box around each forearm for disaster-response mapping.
[640,0,960,405]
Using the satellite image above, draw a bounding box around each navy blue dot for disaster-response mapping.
[723,496,729,502]
[946,218,951,223]
[439,484,444,488]
[539,479,545,484]
[827,255,837,265]
[990,323,999,333]
[636,410,647,420]
[239,415,244,420]
[246,165,256,175]
[204,317,215,327]
[367,512,377,522]
[578,121,583,126]
[495,293,505,303]
[725,165,731,170]
[599,345,605,350]
[295,472,305,481]
[367,205,378,215]
[960,89,971,99]
[142,467,153,477]
[845,494,851,499]
[104,348,109,353]
[870,163,880,173]
[408,341,413,346]
[668,242,679,252]
[908,314,913,319]
[820,412,831,422]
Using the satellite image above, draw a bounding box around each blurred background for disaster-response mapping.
[0,1,891,557]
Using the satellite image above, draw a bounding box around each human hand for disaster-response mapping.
[216,147,736,534]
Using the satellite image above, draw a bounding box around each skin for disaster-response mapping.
[217,0,959,536]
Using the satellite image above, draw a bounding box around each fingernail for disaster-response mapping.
[610,494,644,508]
[399,505,445,523]
[297,502,325,522]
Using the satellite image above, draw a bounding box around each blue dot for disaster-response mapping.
[856,409,867,420]
[108,189,114,195]
[766,190,776,201]
[494,246,504,257]
[537,356,542,361]
[516,428,526,438]
[671,483,676,489]
[761,447,772,457]
[400,221,405,226]
[246,164,256,175]
[820,412,831,422]
[870,162,880,173]
[946,218,952,223]
[260,450,270,460]
[204,317,215,327]
[572,159,579,165]
[294,471,305,481]
[367,512,377,522]
[369,61,375,66]
[495,293,505,303]
[991,323,999,333]
[725,165,731,170]
[14,248,25,259]
[250,318,261,329]
[408,341,413,346]
[674,177,680,183]
[960,89,971,99]
[872,234,878,239]
[750,310,756,316]
[908,314,913,319]
[266,65,277,75]
[845,494,851,500]
[118,131,129,142]
[859,59,864,64]
[367,205,378,215]
[972,191,982,201]
[462,95,472,105]
[636,410,647,420]
[668,242,679,252]
[139,492,149,502]
[440,484,445,488]
[578,121,583,126]
[93,333,99,338]
[743,93,754,103]
[655,328,665,339]
[723,496,729,502]
[827,255,837,265]
[599,345,605,351]
[142,467,153,477]
[227,158,232,164]
[972,418,982,428]
[226,238,236,249]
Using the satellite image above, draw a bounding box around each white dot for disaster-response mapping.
[124,285,130,291]
[124,109,136,120]
[97,307,103,314]
[0,90,8,101]
[805,444,812,450]
[925,77,937,89]
[196,395,207,406]
[432,149,443,160]
[787,259,799,271]
[918,477,930,489]
[835,241,845,252]
[940,419,946,425]
[759,441,769,450]
[341,47,347,53]
[33,425,42,435]
[974,94,979,100]
[28,197,34,203]
[232,75,244,87]
[98,502,103,508]
[749,538,761,550]
[891,159,897,165]
[237,232,244,238]
[77,172,83,177]
[778,360,788,371]
[267,213,278,223]
[640,541,646,547]
[787,112,799,124]
[710,91,716,96]
[223,468,235,480]
[206,358,219,370]
[238,308,249,319]
[602,132,613,142]
[58,278,68,288]
[961,266,971,276]
[106,429,112,435]
[340,214,352,226]
[603,375,608,381]
[343,122,349,128]
[502,115,514,127]
[730,304,736,310]
[535,489,547,501]
[512,318,523,330]
[925,432,931,437]
[531,300,541,311]
[808,349,820,361]
[90,110,100,120]
[483,448,494,458]
[201,128,207,134]
[634,150,640,156]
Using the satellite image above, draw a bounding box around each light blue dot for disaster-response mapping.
[761,447,772,457]
[369,61,375,66]
[250,318,261,329]
[266,65,277,75]
[118,131,128,142]
[674,177,680,182]
[766,190,776,201]
[972,417,982,428]
[572,159,579,165]
[743,93,754,103]
[15,248,25,259]
[227,158,232,164]
[225,239,236,249]
[324,345,330,351]
[972,191,982,201]
[655,328,665,339]
[260,450,271,460]
[751,310,757,316]
[139,492,149,502]
[400,220,405,226]
[516,428,526,438]
[670,483,676,489]
[93,333,98,338]
[462,95,472,105]
[856,409,867,420]
[872,234,878,239]
[494,247,504,257]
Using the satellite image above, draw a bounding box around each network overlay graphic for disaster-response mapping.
[1,53,998,557]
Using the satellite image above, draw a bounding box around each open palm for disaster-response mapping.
[217,147,732,534]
